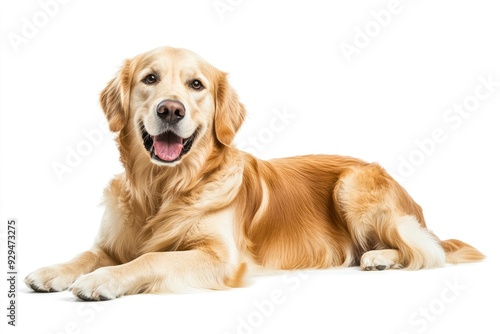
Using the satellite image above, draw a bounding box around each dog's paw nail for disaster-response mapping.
[76,291,93,301]
[98,295,112,301]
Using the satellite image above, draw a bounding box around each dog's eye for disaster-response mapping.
[142,74,158,85]
[190,79,204,91]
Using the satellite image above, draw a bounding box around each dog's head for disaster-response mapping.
[100,47,246,167]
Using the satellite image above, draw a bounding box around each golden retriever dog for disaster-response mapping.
[25,46,484,300]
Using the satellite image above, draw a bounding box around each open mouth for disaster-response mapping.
[141,125,197,163]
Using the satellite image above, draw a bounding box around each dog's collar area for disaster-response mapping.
[141,125,197,164]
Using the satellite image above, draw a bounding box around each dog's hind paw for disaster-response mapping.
[360,249,403,271]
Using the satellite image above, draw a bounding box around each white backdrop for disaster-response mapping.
[1,0,499,333]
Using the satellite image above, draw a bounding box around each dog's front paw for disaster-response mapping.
[25,265,80,292]
[70,268,124,301]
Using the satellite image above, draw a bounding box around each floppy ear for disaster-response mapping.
[214,73,246,146]
[99,59,132,132]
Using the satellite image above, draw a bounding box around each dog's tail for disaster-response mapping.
[441,239,485,264]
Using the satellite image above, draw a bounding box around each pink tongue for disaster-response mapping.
[153,133,183,161]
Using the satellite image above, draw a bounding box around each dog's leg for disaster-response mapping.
[69,249,242,301]
[25,175,129,293]
[337,164,445,270]
[359,215,446,270]
[70,207,243,301]
[25,248,116,292]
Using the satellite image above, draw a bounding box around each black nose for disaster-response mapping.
[156,99,185,124]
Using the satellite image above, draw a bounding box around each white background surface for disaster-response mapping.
[1,0,499,333]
